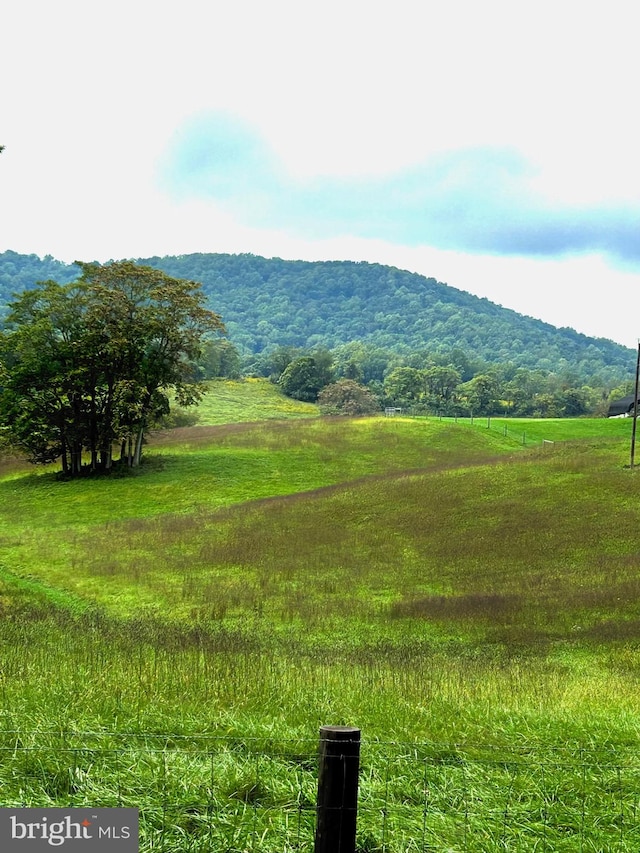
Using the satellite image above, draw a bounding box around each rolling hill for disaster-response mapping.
[0,249,633,381]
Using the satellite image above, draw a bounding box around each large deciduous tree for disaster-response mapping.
[383,366,424,405]
[423,365,461,412]
[278,353,334,402]
[0,261,224,476]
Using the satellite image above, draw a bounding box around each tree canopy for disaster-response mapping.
[0,261,224,476]
[278,354,334,402]
[0,251,633,384]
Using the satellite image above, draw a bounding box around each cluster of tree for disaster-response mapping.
[0,262,223,476]
[197,338,242,380]
[1,251,634,385]
[380,364,601,417]
[248,343,626,419]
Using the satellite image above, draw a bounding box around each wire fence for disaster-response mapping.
[1,731,639,852]
[434,413,546,448]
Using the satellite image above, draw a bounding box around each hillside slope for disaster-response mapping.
[0,249,633,380]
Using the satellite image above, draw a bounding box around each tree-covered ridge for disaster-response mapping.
[0,250,79,299]
[0,250,633,383]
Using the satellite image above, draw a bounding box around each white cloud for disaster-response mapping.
[1,0,639,349]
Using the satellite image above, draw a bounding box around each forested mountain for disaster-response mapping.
[0,249,633,384]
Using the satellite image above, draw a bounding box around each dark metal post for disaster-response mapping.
[631,342,640,468]
[314,725,361,853]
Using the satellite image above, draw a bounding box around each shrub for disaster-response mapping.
[317,380,380,415]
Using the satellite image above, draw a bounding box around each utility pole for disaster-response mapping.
[630,342,640,468]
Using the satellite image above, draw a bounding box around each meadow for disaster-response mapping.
[1,380,640,851]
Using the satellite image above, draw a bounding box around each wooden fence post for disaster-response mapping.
[314,725,361,853]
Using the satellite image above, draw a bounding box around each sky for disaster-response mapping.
[1,0,639,349]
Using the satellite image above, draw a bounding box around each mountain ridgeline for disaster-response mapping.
[0,250,633,384]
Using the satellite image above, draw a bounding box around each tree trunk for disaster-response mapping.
[60,437,69,475]
[99,445,112,470]
[70,443,82,477]
[89,391,98,471]
[133,425,145,467]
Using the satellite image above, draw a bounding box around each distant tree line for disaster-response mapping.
[174,335,631,418]
[239,343,627,418]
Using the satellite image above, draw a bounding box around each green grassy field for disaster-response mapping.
[1,385,640,850]
[184,377,319,425]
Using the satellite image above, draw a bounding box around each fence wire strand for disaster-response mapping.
[1,732,640,851]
